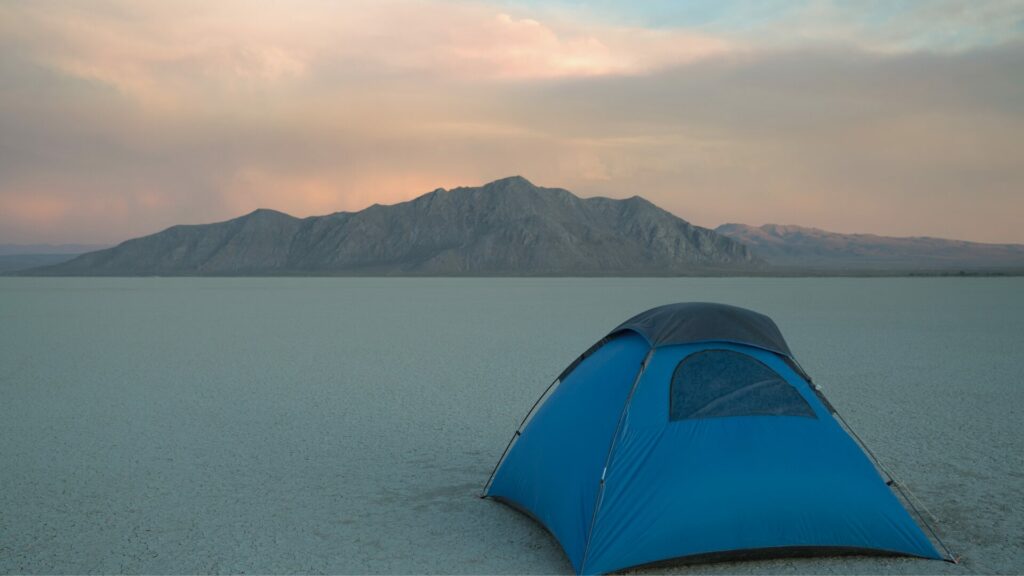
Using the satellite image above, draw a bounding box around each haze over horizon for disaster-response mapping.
[2,1,1022,245]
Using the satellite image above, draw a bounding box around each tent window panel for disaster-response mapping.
[670,350,816,420]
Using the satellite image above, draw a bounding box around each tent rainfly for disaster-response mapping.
[483,302,953,575]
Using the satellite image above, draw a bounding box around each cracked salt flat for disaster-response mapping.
[0,277,1021,574]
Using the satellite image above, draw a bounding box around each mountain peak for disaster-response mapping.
[486,175,534,186]
[477,175,538,192]
[243,208,294,219]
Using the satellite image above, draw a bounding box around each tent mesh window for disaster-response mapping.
[670,350,816,420]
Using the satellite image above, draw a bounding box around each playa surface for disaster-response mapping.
[1,277,1021,574]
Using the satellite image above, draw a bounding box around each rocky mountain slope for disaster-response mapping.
[28,177,759,276]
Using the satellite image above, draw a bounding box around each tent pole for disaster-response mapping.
[480,374,558,498]
[481,337,611,498]
[795,356,956,563]
[579,347,654,574]
[832,408,959,563]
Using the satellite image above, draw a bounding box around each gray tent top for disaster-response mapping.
[611,302,795,359]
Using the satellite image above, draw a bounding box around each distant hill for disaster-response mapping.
[0,244,110,273]
[0,253,81,274]
[716,223,1024,272]
[0,243,109,256]
[24,177,758,276]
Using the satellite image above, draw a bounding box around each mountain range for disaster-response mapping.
[13,176,1024,276]
[23,176,756,276]
[715,223,1024,272]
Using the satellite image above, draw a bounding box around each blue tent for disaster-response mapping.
[483,303,946,574]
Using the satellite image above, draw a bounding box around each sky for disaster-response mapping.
[1,0,1022,244]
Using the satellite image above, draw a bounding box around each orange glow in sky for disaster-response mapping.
[1,0,1022,244]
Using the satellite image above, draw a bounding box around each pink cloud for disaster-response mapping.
[2,0,733,110]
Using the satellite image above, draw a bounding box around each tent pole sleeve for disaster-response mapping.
[580,347,654,574]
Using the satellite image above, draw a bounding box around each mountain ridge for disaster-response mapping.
[26,176,759,276]
[716,222,1024,271]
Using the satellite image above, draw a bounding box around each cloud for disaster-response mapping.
[783,0,1024,52]
[2,0,731,106]
[0,0,1022,244]
[516,0,1024,53]
[517,44,1024,241]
